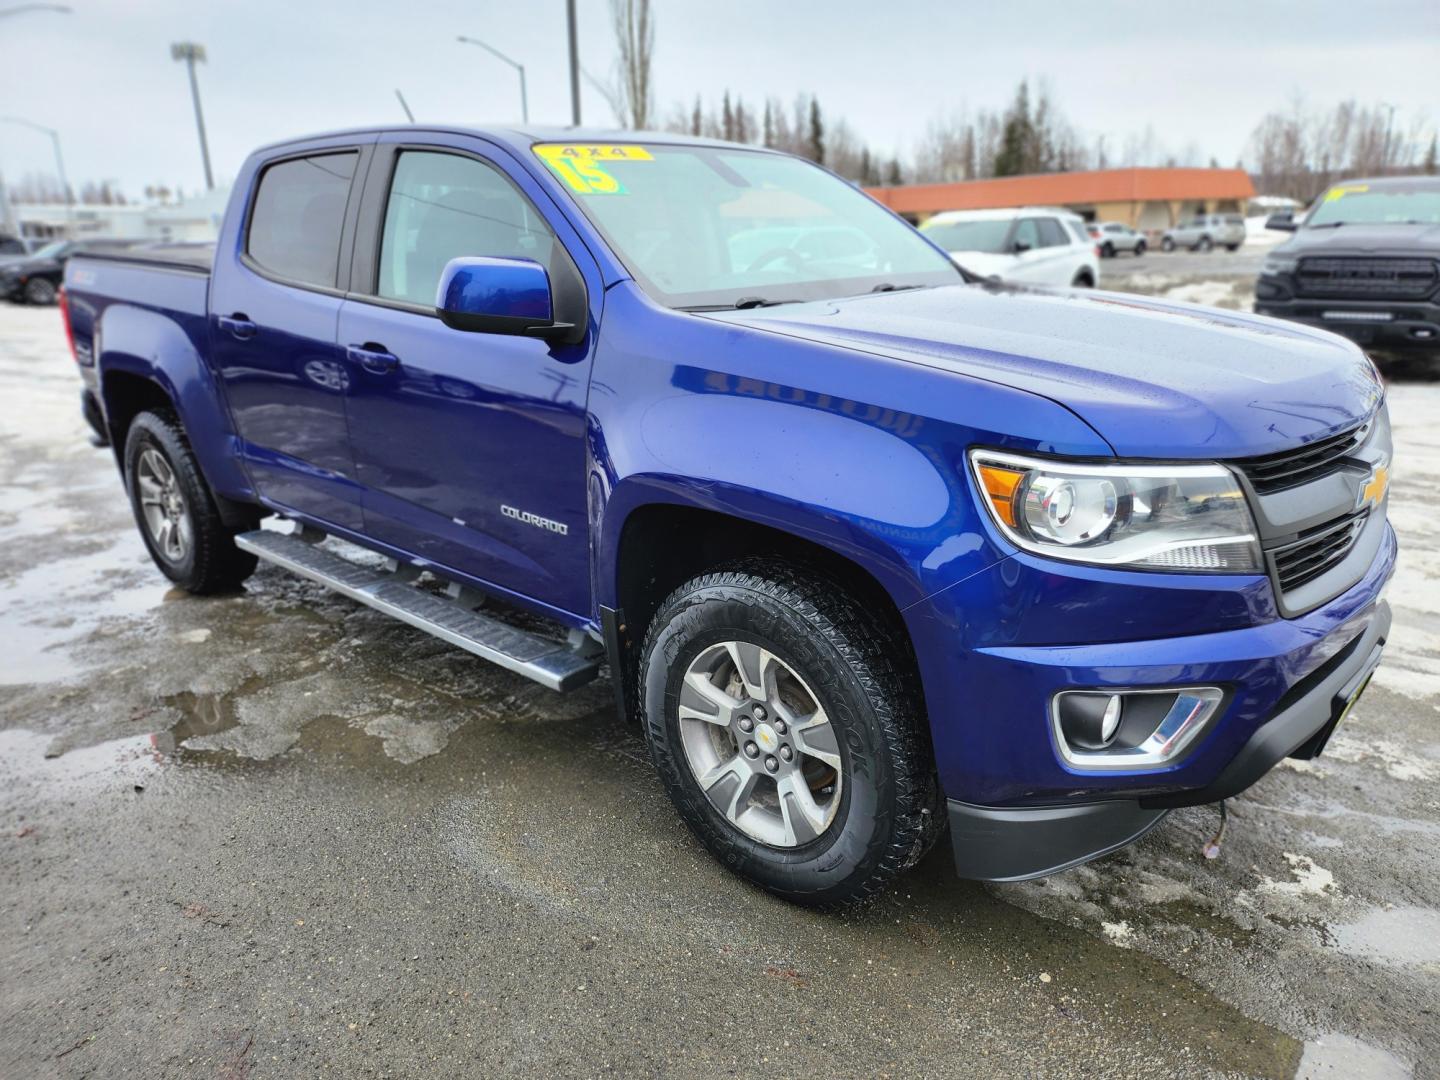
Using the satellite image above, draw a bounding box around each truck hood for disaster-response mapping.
[705,284,1381,459]
[1276,222,1440,257]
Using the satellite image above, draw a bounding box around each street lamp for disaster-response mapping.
[171,42,215,191]
[456,35,528,124]
[0,4,72,16]
[0,115,71,233]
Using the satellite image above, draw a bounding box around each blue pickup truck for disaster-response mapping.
[61,126,1395,908]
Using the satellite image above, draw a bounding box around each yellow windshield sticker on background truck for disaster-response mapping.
[1325,183,1369,202]
[534,144,652,194]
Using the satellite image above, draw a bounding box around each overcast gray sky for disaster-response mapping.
[1,0,1436,198]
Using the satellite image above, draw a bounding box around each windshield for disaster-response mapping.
[919,219,1012,254]
[532,143,961,308]
[1307,183,1440,227]
[32,241,67,259]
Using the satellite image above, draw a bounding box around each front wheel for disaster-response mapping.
[638,563,942,908]
[1225,243,1240,252]
[1134,240,1147,256]
[1196,235,1213,252]
[124,409,259,594]
[1100,242,1115,259]
[1161,237,1175,252]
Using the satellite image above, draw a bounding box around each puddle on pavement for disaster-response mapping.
[1332,905,1440,968]
[0,728,166,788]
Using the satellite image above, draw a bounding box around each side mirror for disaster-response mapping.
[1013,239,1033,254]
[1265,212,1297,232]
[435,256,574,338]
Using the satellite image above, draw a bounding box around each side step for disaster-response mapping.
[235,530,602,692]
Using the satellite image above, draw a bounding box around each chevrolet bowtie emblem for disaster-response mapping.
[1358,463,1389,510]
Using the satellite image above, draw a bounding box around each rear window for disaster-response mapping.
[1068,221,1093,243]
[246,151,357,288]
[1035,218,1069,248]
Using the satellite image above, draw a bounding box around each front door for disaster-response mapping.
[337,140,597,618]
[209,146,366,530]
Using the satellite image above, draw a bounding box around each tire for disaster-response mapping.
[1135,241,1147,256]
[1100,242,1114,259]
[124,409,258,594]
[1225,243,1240,252]
[1196,235,1213,252]
[23,277,56,305]
[1071,271,1095,288]
[638,561,943,909]
[1161,237,1175,252]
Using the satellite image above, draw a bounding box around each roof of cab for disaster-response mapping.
[251,124,769,158]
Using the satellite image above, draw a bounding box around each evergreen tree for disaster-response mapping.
[808,96,825,165]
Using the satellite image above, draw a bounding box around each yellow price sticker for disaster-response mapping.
[534,144,652,194]
[1325,183,1369,203]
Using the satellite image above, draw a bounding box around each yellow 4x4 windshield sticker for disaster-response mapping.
[534,144,652,194]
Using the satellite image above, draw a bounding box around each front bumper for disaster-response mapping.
[948,597,1388,880]
[1255,292,1440,350]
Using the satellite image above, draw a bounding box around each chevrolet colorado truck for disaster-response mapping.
[61,126,1395,908]
[1256,176,1440,357]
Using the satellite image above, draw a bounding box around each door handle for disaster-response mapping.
[345,344,400,374]
[218,313,257,340]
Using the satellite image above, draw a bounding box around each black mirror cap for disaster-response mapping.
[1265,213,1298,232]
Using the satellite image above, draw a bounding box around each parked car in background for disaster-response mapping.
[1161,213,1246,252]
[62,126,1392,907]
[0,235,47,266]
[1254,176,1440,357]
[1087,222,1147,258]
[0,238,139,304]
[921,207,1099,286]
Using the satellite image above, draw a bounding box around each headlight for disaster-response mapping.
[970,450,1261,573]
[1262,255,1297,276]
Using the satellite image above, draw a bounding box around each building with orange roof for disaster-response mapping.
[865,166,1257,234]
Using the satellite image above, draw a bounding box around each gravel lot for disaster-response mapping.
[1,295,1437,1079]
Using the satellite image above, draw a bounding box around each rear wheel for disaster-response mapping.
[23,277,56,305]
[1071,270,1095,288]
[1134,240,1147,256]
[1100,242,1115,258]
[124,409,258,594]
[1196,235,1213,252]
[1161,236,1175,252]
[638,562,942,908]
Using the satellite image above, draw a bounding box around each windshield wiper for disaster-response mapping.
[1308,221,1347,229]
[870,283,926,293]
[732,296,799,309]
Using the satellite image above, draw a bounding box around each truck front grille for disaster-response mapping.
[1295,257,1437,299]
[1271,511,1368,593]
[1238,422,1369,494]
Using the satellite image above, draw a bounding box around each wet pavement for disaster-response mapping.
[1,301,1437,1078]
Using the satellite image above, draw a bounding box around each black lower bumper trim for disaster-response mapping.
[948,798,1168,882]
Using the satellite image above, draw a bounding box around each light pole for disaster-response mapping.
[566,0,580,126]
[0,116,71,233]
[171,42,215,191]
[0,4,72,17]
[456,35,528,124]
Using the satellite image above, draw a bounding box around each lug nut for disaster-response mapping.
[752,704,767,721]
[764,755,779,773]
[773,719,787,735]
[779,745,793,762]
[738,717,754,733]
[744,741,759,758]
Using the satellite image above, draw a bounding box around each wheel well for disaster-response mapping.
[612,504,918,702]
[101,370,174,454]
[1072,270,1095,287]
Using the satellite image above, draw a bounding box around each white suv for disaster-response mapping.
[920,208,1099,287]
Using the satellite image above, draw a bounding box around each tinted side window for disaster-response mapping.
[1067,221,1091,244]
[1036,218,1069,248]
[1013,219,1040,250]
[247,152,357,288]
[377,151,555,306]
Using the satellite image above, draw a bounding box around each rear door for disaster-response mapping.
[209,141,371,529]
[335,135,601,619]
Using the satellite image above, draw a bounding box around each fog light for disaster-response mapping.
[1052,687,1225,772]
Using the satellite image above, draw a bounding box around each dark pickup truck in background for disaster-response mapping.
[1256,176,1440,358]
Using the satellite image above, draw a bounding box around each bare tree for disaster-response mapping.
[608,0,655,130]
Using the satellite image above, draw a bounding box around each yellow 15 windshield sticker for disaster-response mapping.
[534,144,652,194]
[1325,183,1369,203]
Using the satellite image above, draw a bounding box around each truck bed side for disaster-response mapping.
[64,249,256,508]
